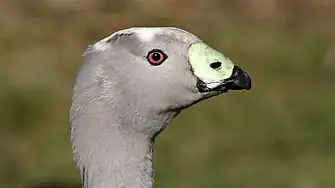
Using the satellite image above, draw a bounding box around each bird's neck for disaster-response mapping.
[80,131,154,188]
[71,96,179,188]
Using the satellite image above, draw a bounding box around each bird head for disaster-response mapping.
[76,27,251,112]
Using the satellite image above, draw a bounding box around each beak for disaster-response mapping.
[218,66,251,91]
[197,66,252,93]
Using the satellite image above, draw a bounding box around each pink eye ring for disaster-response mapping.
[146,49,168,66]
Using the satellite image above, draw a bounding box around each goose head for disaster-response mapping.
[75,27,251,111]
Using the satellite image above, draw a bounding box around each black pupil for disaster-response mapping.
[210,61,222,69]
[152,53,161,61]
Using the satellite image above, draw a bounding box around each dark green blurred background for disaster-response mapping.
[1,0,335,187]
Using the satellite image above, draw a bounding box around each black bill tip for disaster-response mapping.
[224,66,252,90]
[196,65,252,93]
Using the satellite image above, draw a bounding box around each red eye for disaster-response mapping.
[146,49,167,66]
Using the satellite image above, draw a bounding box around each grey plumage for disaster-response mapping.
[70,27,251,188]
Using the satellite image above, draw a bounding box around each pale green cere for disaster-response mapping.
[188,42,234,89]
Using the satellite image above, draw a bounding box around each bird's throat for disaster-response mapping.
[70,97,178,188]
[80,133,154,188]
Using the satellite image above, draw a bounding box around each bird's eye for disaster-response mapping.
[146,49,168,66]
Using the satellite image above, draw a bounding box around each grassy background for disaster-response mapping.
[1,0,335,187]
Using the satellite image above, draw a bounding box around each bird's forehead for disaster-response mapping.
[88,27,200,55]
[130,27,199,43]
[133,28,162,42]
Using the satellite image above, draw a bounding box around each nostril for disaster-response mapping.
[210,61,222,69]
